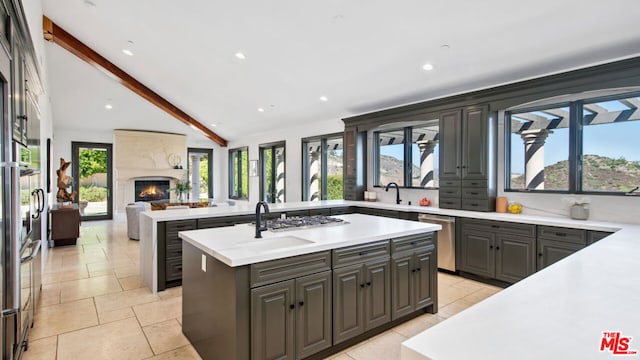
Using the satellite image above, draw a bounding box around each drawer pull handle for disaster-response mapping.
[556,233,567,237]
[491,225,499,228]
[489,245,494,249]
[299,301,304,307]
[358,251,368,256]
[471,204,478,207]
[470,192,479,195]
[471,182,478,185]
[416,268,421,272]
[360,284,365,288]
[366,282,371,287]
[290,304,295,310]
[495,246,500,251]
[538,253,543,257]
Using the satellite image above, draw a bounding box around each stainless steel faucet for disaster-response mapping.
[384,182,402,205]
[255,201,270,238]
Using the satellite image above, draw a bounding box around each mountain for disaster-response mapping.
[512,155,640,191]
[378,154,420,185]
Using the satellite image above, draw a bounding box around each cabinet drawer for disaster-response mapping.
[197,217,235,229]
[166,243,182,259]
[439,197,461,209]
[439,179,461,187]
[587,231,613,245]
[250,251,331,287]
[461,199,492,211]
[330,207,355,215]
[461,188,487,199]
[286,209,310,217]
[439,187,461,198]
[391,234,434,254]
[344,193,357,200]
[309,208,331,216]
[461,218,536,237]
[538,226,586,245]
[462,179,487,188]
[166,219,197,233]
[332,240,390,268]
[165,258,182,282]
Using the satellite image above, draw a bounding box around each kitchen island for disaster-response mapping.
[178,214,441,360]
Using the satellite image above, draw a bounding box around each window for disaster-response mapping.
[187,148,213,201]
[229,147,248,199]
[506,91,640,194]
[374,120,439,188]
[259,142,285,203]
[302,134,344,201]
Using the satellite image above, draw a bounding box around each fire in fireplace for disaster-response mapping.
[135,180,170,202]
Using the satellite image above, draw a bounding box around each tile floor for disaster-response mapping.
[24,219,502,360]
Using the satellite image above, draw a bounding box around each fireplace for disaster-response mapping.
[135,180,170,202]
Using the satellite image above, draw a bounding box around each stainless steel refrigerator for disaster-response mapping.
[1,51,43,360]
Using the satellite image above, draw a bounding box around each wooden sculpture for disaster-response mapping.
[56,158,77,203]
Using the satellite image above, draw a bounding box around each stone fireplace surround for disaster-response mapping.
[114,130,188,212]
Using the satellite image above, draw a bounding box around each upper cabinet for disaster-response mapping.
[439,105,497,211]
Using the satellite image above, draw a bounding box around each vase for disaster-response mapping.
[570,204,589,220]
[178,192,186,203]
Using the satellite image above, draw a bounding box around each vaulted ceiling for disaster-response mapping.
[43,0,640,144]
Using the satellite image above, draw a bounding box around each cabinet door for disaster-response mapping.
[251,280,295,360]
[295,271,332,359]
[439,109,462,180]
[414,249,435,310]
[587,231,612,245]
[495,235,535,283]
[461,106,488,180]
[363,259,390,330]
[333,264,364,344]
[391,254,413,320]
[459,229,495,278]
[537,239,584,271]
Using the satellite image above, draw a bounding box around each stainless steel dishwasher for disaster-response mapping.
[418,214,456,272]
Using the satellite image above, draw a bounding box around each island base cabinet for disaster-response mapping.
[333,259,391,345]
[537,239,584,271]
[391,247,436,320]
[251,271,332,360]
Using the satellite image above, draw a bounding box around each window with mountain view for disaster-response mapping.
[375,119,439,188]
[302,134,343,201]
[506,91,640,194]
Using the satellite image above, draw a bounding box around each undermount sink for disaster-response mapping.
[227,236,315,253]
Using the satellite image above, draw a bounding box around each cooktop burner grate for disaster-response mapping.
[266,215,347,231]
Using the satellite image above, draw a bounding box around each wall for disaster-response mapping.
[227,119,344,204]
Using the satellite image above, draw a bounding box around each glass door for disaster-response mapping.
[187,148,213,202]
[72,142,113,220]
[259,142,285,203]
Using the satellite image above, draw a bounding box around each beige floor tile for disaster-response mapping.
[89,268,116,277]
[94,287,160,313]
[438,285,476,306]
[115,265,140,278]
[438,298,476,318]
[158,286,182,300]
[99,307,136,324]
[437,272,465,286]
[146,345,202,359]
[346,330,407,360]
[391,313,447,338]
[42,268,89,284]
[462,286,502,303]
[59,274,123,303]
[143,319,190,354]
[38,283,61,307]
[22,335,57,360]
[30,298,98,340]
[134,296,182,327]
[119,275,145,290]
[326,353,356,360]
[58,317,153,360]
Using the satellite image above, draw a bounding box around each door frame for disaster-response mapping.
[71,141,113,221]
[187,147,213,200]
[259,141,286,203]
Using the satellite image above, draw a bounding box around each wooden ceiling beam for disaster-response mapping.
[42,15,228,147]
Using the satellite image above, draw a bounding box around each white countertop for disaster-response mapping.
[178,213,441,267]
[141,199,627,232]
[401,222,640,360]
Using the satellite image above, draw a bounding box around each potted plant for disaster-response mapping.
[170,178,192,203]
[563,197,590,220]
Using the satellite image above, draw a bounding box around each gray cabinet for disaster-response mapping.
[439,106,497,211]
[343,126,366,200]
[251,270,332,360]
[332,242,391,344]
[536,226,586,270]
[391,246,436,320]
[157,219,197,290]
[587,230,613,245]
[458,218,535,283]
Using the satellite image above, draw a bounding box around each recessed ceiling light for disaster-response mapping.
[122,40,134,56]
[190,124,198,131]
[83,0,96,7]
[319,96,328,102]
[441,44,450,50]
[257,107,265,112]
[210,123,217,127]
[105,104,113,110]
[422,63,434,71]
[235,52,246,60]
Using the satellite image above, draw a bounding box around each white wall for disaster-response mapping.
[227,119,344,204]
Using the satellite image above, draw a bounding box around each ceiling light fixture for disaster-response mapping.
[257,107,265,112]
[122,40,135,56]
[210,123,217,127]
[105,103,113,110]
[190,124,198,131]
[83,0,96,7]
[319,96,328,102]
[422,63,434,71]
[235,52,246,60]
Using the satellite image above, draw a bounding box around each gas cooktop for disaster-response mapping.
[266,215,347,232]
